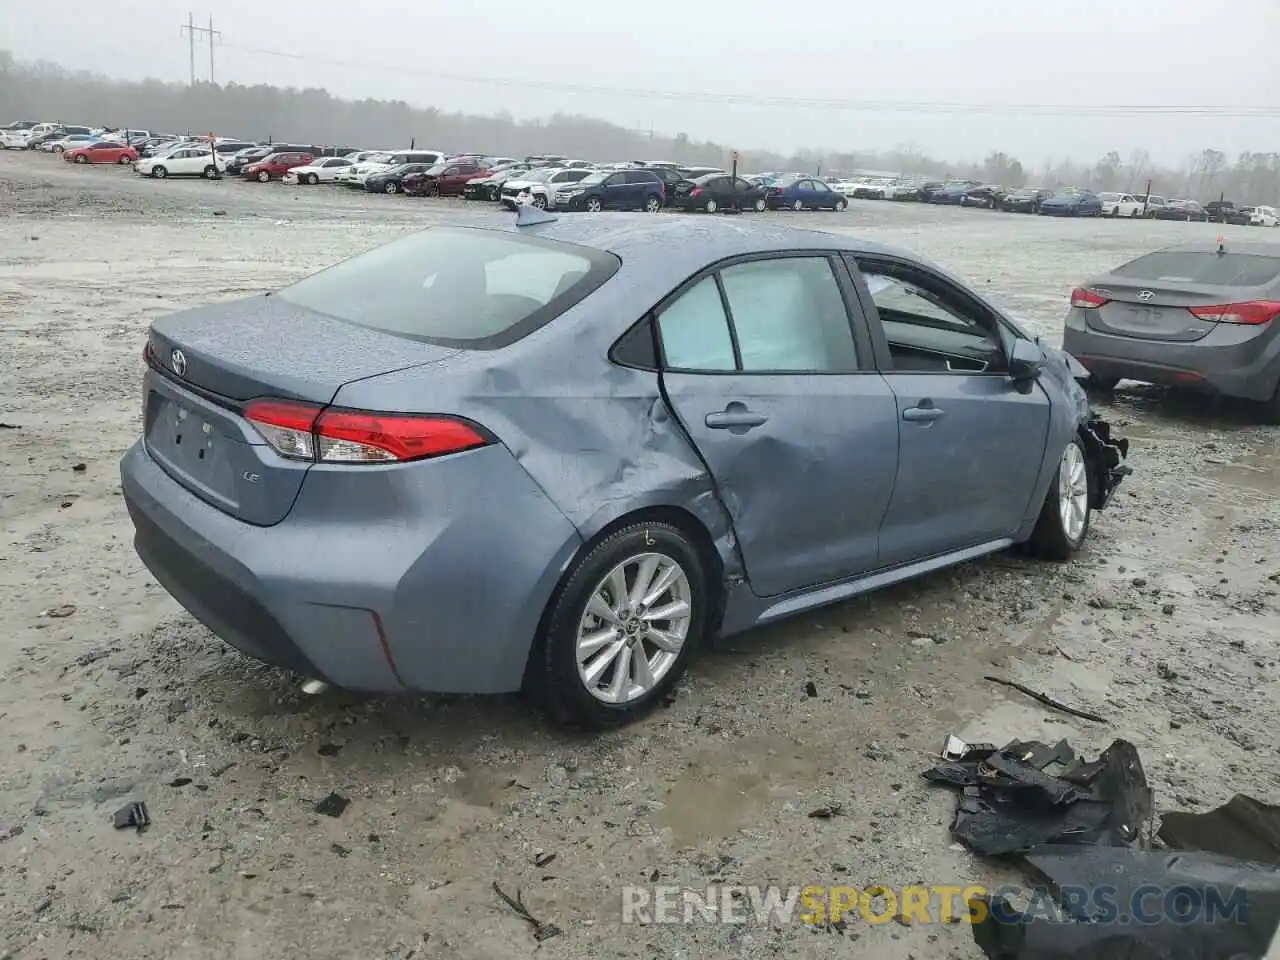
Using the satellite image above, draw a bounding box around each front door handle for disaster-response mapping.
[903,405,945,423]
[705,402,768,431]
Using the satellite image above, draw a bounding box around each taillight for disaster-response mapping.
[690,187,702,197]
[243,399,492,464]
[1187,300,1280,325]
[1070,287,1108,309]
[769,187,783,195]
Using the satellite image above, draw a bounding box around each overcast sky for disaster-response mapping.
[6,0,1278,164]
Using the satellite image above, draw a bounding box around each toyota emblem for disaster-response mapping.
[1137,290,1155,303]
[170,349,187,377]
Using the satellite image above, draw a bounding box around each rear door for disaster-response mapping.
[657,254,898,596]
[1084,249,1280,343]
[849,256,1051,565]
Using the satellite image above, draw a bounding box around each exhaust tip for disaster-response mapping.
[300,678,330,696]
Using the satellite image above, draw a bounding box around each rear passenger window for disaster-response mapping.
[657,277,736,371]
[720,258,858,372]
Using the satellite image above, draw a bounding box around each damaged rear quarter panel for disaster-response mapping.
[329,268,741,651]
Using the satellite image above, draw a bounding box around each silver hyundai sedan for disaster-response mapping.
[1063,240,1280,421]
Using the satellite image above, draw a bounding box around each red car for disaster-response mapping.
[243,152,314,182]
[63,142,138,165]
[403,160,490,197]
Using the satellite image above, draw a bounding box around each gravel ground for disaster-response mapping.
[1,151,1278,960]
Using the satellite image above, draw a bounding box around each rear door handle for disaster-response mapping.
[705,403,768,431]
[903,405,945,422]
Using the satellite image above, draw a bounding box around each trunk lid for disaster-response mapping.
[144,295,459,525]
[1084,278,1230,342]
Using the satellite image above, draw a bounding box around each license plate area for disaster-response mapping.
[1124,305,1164,327]
[144,391,244,511]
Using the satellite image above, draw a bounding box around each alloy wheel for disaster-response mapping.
[1058,443,1089,542]
[575,553,692,704]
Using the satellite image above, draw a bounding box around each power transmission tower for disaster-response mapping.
[180,13,222,84]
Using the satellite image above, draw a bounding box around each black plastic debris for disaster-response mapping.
[167,777,192,788]
[808,802,844,819]
[1158,794,1280,867]
[112,801,150,833]
[314,792,350,818]
[493,881,562,942]
[971,847,1280,959]
[923,738,1151,856]
[317,743,342,757]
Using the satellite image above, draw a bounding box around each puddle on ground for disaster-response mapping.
[1205,447,1280,496]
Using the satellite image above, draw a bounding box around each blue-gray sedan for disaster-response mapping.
[120,211,1131,728]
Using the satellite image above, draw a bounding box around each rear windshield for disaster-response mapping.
[1112,251,1280,287]
[275,227,620,348]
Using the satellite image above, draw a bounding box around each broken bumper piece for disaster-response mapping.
[1080,415,1131,510]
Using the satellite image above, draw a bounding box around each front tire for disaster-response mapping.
[528,521,707,729]
[532,194,547,209]
[257,170,270,182]
[203,165,218,180]
[753,197,766,212]
[385,181,399,194]
[586,197,603,213]
[306,173,319,185]
[119,155,132,165]
[1028,437,1092,562]
[75,155,87,164]
[834,199,847,212]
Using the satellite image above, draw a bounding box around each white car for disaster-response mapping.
[338,149,446,186]
[1249,205,1279,227]
[881,180,921,200]
[500,167,597,208]
[134,145,226,179]
[283,157,355,184]
[0,128,34,149]
[1097,192,1144,217]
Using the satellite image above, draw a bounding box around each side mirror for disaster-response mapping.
[1008,339,1046,381]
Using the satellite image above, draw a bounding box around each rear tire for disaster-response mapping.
[119,155,132,165]
[203,165,218,180]
[306,173,319,185]
[1027,437,1093,562]
[644,195,662,213]
[753,197,766,212]
[792,199,804,211]
[258,170,270,182]
[385,181,399,194]
[532,194,547,209]
[528,521,707,729]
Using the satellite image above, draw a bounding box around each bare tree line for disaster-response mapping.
[2,51,1277,205]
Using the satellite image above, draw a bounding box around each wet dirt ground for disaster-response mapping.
[1,151,1278,960]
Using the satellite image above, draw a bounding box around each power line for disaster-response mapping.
[217,41,1280,118]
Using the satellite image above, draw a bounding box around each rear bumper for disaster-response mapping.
[1063,308,1280,402]
[120,439,583,694]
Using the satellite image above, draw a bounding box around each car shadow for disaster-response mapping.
[1089,382,1271,430]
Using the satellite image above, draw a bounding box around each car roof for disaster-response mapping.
[473,213,913,273]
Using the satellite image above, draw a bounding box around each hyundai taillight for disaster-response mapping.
[1187,300,1280,325]
[1070,287,1109,309]
[243,399,493,464]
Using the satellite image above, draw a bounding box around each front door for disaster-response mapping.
[849,257,1052,567]
[657,254,898,597]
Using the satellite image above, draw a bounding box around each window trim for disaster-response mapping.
[845,254,1022,376]
[641,251,876,376]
